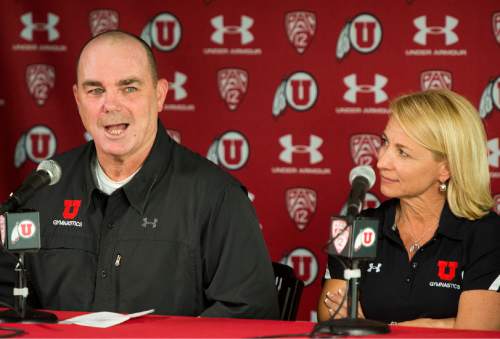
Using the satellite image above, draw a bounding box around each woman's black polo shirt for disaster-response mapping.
[327,199,500,323]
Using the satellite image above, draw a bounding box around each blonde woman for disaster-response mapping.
[318,89,500,330]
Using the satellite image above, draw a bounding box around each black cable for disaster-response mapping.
[0,327,25,338]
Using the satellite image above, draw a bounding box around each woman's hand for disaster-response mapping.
[323,287,365,319]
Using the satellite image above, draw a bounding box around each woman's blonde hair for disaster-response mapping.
[390,89,493,220]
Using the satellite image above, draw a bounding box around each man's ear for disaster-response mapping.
[156,79,168,112]
[73,84,80,107]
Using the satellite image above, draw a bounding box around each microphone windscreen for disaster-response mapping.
[37,160,62,186]
[349,165,376,190]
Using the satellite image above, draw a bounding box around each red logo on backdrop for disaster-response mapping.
[479,76,500,119]
[285,248,318,286]
[285,11,316,54]
[15,125,57,168]
[420,70,452,90]
[89,9,119,37]
[217,68,248,111]
[350,134,381,166]
[336,13,383,60]
[492,12,500,44]
[207,131,249,170]
[63,200,81,219]
[141,12,182,52]
[494,194,500,214]
[286,188,317,231]
[166,129,181,144]
[26,64,55,106]
[437,260,458,281]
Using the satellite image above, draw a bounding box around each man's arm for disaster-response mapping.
[199,184,279,319]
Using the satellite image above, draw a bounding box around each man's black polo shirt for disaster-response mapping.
[328,199,500,323]
[0,121,279,319]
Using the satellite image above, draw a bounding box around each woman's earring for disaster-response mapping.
[439,181,447,192]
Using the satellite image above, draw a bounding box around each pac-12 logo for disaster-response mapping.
[26,64,55,106]
[285,11,316,54]
[141,12,182,51]
[350,134,381,166]
[217,68,248,111]
[206,131,250,170]
[286,188,317,231]
[336,13,383,60]
[88,9,119,37]
[283,248,318,286]
[420,70,452,90]
[273,71,318,117]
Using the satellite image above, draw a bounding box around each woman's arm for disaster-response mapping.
[318,279,364,322]
[455,290,500,330]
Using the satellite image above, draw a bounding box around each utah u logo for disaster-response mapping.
[63,200,81,219]
[437,260,458,281]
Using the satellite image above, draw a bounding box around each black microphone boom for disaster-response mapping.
[346,165,376,223]
[0,160,61,214]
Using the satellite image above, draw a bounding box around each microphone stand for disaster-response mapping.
[312,217,389,337]
[0,252,57,323]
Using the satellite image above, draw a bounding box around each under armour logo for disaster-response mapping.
[279,134,323,165]
[211,15,254,45]
[413,15,459,46]
[367,262,382,273]
[488,138,500,168]
[142,217,158,229]
[20,12,60,42]
[169,72,187,101]
[344,74,388,104]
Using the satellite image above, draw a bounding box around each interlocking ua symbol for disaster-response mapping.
[169,72,187,101]
[279,134,323,164]
[211,15,254,45]
[142,218,158,229]
[413,15,459,46]
[367,263,382,273]
[20,12,60,42]
[343,74,388,104]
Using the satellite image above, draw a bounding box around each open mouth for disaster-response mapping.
[105,123,129,136]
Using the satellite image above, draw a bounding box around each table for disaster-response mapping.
[1,310,499,338]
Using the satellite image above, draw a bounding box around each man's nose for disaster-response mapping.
[102,91,122,113]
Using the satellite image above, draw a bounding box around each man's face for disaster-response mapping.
[73,37,168,162]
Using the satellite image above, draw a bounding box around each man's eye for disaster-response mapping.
[124,87,137,93]
[88,88,104,95]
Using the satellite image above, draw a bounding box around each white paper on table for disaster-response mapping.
[60,309,154,328]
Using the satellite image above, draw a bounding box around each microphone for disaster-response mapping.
[0,160,61,214]
[346,165,376,222]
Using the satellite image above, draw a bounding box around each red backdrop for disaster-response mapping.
[1,0,499,321]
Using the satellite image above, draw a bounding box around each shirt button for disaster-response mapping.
[101,270,107,279]
[108,223,114,229]
[412,262,418,269]
[405,277,411,283]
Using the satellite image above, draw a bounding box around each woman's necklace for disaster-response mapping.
[397,216,437,254]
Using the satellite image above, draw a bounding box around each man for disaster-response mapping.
[0,31,279,319]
